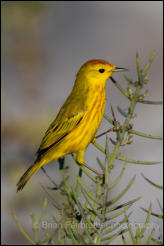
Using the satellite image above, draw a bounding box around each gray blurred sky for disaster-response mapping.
[2,1,163,244]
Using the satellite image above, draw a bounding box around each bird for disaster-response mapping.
[17,59,127,191]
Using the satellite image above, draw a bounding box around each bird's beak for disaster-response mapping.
[111,67,128,72]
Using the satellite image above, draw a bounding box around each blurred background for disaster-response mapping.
[1,1,163,244]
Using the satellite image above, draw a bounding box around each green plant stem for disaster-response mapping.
[96,137,111,244]
[93,78,146,243]
[102,136,110,215]
[71,189,96,245]
[90,184,102,224]
[106,78,142,170]
[60,170,75,210]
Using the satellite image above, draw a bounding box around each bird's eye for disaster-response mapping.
[99,69,105,73]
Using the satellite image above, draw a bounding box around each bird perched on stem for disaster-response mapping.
[17,59,127,191]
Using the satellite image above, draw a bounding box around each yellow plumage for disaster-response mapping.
[17,59,126,191]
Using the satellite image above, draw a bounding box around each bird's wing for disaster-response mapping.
[37,110,85,157]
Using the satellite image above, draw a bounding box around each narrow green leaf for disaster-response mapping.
[108,176,136,205]
[104,113,114,125]
[81,189,102,219]
[13,214,35,245]
[40,184,62,210]
[141,173,163,189]
[103,216,128,235]
[38,198,47,228]
[129,129,162,140]
[102,136,110,216]
[136,52,141,83]
[31,213,39,243]
[135,224,141,244]
[77,177,100,204]
[43,197,47,209]
[70,225,85,245]
[67,227,79,245]
[138,100,163,105]
[101,229,128,243]
[63,226,74,242]
[105,135,110,163]
[108,162,127,189]
[157,199,163,213]
[38,212,45,228]
[57,226,65,245]
[92,141,105,153]
[117,154,160,165]
[71,190,96,245]
[93,142,160,165]
[142,50,156,75]
[117,106,128,117]
[124,74,133,83]
[147,228,155,244]
[105,204,132,220]
[106,197,141,212]
[139,203,152,238]
[110,76,129,98]
[105,135,110,178]
[140,207,163,219]
[96,157,104,170]
[126,215,136,244]
[60,170,75,208]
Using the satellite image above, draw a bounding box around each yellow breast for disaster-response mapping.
[63,86,106,153]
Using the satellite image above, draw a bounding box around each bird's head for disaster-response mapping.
[77,59,127,85]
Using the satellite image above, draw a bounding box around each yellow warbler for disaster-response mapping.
[17,59,126,191]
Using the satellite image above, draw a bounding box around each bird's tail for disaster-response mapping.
[17,159,44,192]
